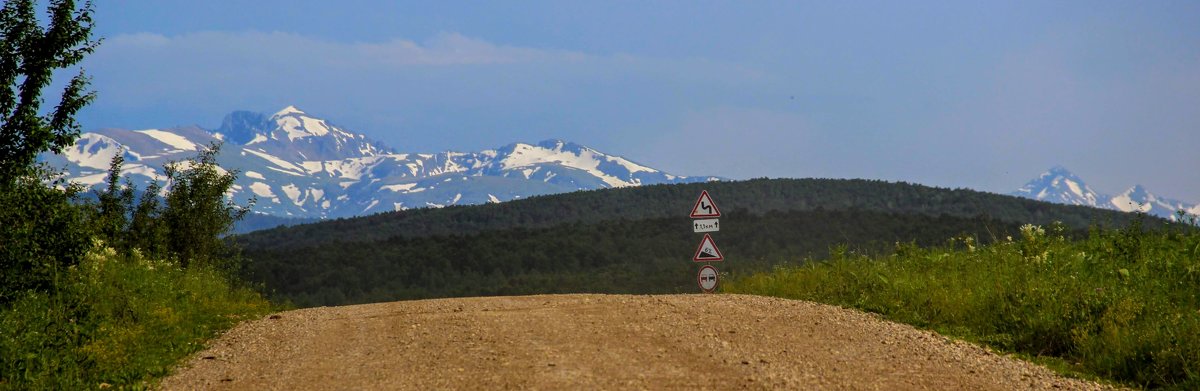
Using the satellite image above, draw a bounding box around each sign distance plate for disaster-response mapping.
[692,218,719,233]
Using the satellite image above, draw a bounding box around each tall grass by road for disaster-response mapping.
[727,218,1200,389]
[0,242,271,389]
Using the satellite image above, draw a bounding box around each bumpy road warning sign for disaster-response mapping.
[692,233,724,262]
[698,265,719,292]
[689,190,721,218]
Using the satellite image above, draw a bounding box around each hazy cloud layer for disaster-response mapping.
[83,31,766,153]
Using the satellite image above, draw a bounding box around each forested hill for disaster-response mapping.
[245,209,1033,307]
[236,178,1160,307]
[237,178,1146,251]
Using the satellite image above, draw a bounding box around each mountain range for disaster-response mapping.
[40,106,716,218]
[1010,166,1199,221]
[41,107,1197,222]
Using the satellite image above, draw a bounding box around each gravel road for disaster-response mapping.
[160,294,1118,390]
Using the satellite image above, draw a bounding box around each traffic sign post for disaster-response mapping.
[689,190,725,292]
[698,265,719,293]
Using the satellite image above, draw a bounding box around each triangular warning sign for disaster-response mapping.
[689,190,721,218]
[692,234,724,262]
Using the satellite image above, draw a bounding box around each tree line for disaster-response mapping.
[238,177,1151,253]
[243,208,1036,307]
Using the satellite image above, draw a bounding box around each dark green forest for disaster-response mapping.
[239,179,1154,307]
[239,178,1143,251]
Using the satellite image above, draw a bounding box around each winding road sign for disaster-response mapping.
[689,190,721,218]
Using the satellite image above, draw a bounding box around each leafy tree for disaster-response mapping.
[127,178,167,259]
[161,142,254,270]
[84,142,253,271]
[93,152,134,248]
[0,0,97,184]
[0,0,96,303]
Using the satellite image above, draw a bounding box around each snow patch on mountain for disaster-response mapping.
[493,140,664,187]
[281,184,302,206]
[249,182,275,198]
[136,129,201,151]
[381,183,420,193]
[65,133,124,169]
[274,105,306,117]
[242,148,306,176]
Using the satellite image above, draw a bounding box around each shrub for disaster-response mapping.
[0,169,91,304]
[0,241,271,389]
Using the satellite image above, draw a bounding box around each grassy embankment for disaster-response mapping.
[0,242,272,389]
[727,219,1200,390]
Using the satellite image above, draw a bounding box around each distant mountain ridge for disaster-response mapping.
[1011,166,1199,221]
[41,106,718,218]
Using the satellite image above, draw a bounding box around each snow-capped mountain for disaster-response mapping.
[1011,166,1198,221]
[216,106,393,161]
[1011,166,1105,208]
[1108,185,1198,219]
[41,107,718,218]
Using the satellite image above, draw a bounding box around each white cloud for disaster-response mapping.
[108,32,171,47]
[81,30,771,140]
[101,31,589,68]
[369,32,590,65]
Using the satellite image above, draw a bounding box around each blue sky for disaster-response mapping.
[75,1,1200,200]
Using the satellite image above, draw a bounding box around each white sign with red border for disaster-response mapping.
[698,265,719,292]
[692,233,724,262]
[689,190,721,218]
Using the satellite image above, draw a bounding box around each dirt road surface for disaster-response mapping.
[161,294,1117,390]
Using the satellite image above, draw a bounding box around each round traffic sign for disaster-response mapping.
[697,265,718,293]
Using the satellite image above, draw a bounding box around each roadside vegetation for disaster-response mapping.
[1,1,269,388]
[726,217,1200,390]
[0,241,270,389]
[0,145,271,389]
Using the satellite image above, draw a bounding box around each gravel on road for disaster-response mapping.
[160,294,1119,390]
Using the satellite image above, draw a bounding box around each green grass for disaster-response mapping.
[726,220,1200,390]
[0,242,272,389]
